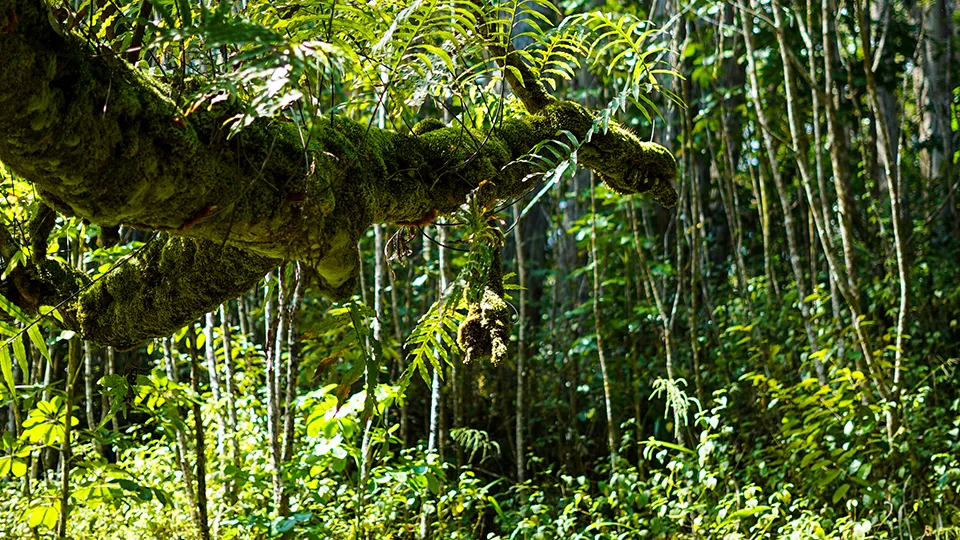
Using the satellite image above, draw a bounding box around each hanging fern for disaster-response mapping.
[403,286,464,385]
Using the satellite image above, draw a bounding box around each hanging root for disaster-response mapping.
[27,203,56,263]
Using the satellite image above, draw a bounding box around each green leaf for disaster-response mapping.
[720,505,772,526]
[176,0,192,27]
[0,345,14,394]
[26,505,59,529]
[0,456,26,477]
[12,335,27,376]
[817,468,842,487]
[426,473,440,494]
[274,517,296,534]
[0,293,29,323]
[832,483,851,503]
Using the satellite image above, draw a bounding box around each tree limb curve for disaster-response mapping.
[0,0,677,348]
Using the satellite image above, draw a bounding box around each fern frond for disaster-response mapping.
[451,427,501,463]
[403,282,465,386]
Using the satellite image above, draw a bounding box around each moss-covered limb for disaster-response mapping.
[522,101,679,208]
[367,101,678,226]
[0,0,315,256]
[0,0,675,346]
[67,235,278,349]
[4,258,90,316]
[2,235,277,349]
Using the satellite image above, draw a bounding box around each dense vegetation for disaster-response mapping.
[1,0,959,538]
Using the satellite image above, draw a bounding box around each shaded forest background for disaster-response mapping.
[1,0,959,537]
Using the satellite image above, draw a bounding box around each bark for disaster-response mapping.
[767,0,890,398]
[161,338,200,529]
[821,0,862,300]
[203,312,224,455]
[590,174,617,468]
[56,338,80,539]
[853,0,907,438]
[82,341,96,430]
[419,247,444,540]
[360,227,384,487]
[218,303,241,504]
[263,270,284,511]
[187,329,211,540]
[512,204,527,482]
[0,0,677,352]
[279,264,303,515]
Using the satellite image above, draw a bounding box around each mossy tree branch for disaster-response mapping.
[0,0,677,349]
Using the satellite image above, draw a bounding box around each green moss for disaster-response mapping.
[9,257,91,316]
[457,230,509,366]
[72,235,278,349]
[411,118,445,136]
[2,6,679,348]
[457,286,509,366]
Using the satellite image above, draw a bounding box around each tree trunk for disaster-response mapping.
[590,174,617,468]
[203,312,225,456]
[218,303,242,504]
[188,328,212,540]
[161,338,200,530]
[512,204,527,482]
[279,264,304,516]
[853,0,908,438]
[82,341,97,432]
[264,269,285,512]
[737,0,825,382]
[56,338,80,539]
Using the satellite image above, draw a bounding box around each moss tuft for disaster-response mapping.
[457,286,509,366]
[72,235,277,349]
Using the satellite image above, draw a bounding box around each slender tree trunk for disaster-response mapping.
[590,174,617,468]
[237,295,249,339]
[768,0,889,396]
[279,264,304,516]
[853,0,907,438]
[360,228,384,485]
[188,328,212,540]
[738,0,825,382]
[162,338,200,528]
[219,304,242,504]
[821,0,862,300]
[82,342,95,430]
[679,60,706,404]
[204,312,224,456]
[263,269,285,512]
[82,340,102,456]
[386,232,409,446]
[104,348,119,431]
[512,204,527,482]
[420,226,444,540]
[56,338,80,539]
